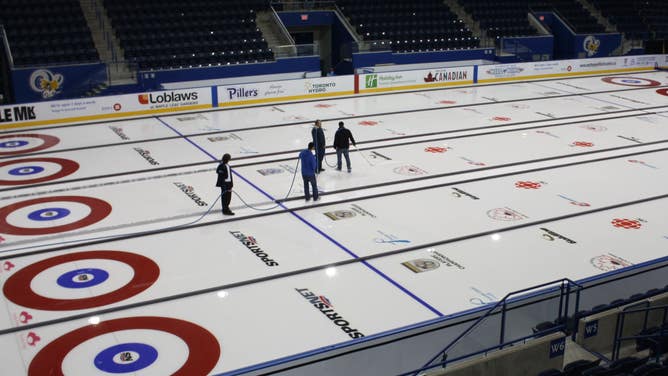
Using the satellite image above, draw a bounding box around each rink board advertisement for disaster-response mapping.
[0,87,212,129]
[358,66,475,93]
[477,55,663,83]
[217,76,354,107]
[2,55,667,129]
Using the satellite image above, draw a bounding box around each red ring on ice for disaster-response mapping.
[0,134,60,156]
[27,316,220,376]
[2,250,159,310]
[601,77,661,87]
[0,196,111,235]
[0,158,79,185]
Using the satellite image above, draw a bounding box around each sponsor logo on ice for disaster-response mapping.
[540,228,577,244]
[393,165,427,176]
[487,207,528,221]
[611,218,643,229]
[590,253,632,271]
[173,182,208,206]
[229,231,279,267]
[374,230,410,245]
[295,288,365,339]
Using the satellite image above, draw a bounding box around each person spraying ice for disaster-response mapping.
[215,153,235,215]
[311,119,326,173]
[299,142,319,201]
[333,121,356,172]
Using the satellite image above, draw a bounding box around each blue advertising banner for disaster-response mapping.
[575,34,622,58]
[12,63,107,103]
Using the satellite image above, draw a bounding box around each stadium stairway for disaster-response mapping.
[443,0,491,47]
[79,0,136,84]
[255,9,295,55]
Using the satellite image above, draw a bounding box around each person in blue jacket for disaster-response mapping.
[299,142,319,201]
[311,119,326,173]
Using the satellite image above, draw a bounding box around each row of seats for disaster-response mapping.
[11,49,98,66]
[540,356,668,376]
[590,0,668,40]
[105,0,272,70]
[0,0,73,4]
[1,0,99,66]
[115,22,259,35]
[7,34,93,48]
[459,0,538,40]
[107,8,257,20]
[6,26,93,39]
[113,17,257,29]
[123,39,268,51]
[339,0,479,53]
[106,0,267,11]
[131,50,273,71]
[1,5,84,18]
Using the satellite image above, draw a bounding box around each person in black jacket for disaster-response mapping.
[333,121,356,172]
[216,153,234,215]
[311,119,326,173]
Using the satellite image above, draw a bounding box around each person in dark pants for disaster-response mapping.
[216,153,235,215]
[311,119,326,173]
[333,121,356,172]
[299,142,319,201]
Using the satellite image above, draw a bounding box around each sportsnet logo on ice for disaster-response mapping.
[137,91,199,109]
[295,288,365,339]
[229,230,279,267]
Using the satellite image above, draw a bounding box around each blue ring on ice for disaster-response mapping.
[57,268,109,288]
[27,208,71,221]
[8,166,44,176]
[0,140,29,149]
[94,343,158,373]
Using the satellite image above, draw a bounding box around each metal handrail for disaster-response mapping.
[333,3,361,43]
[413,278,583,375]
[271,0,337,11]
[269,3,296,45]
[0,25,14,69]
[613,303,668,360]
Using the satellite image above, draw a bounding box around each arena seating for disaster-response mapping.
[589,0,668,40]
[104,0,273,70]
[337,0,479,53]
[457,0,537,40]
[538,356,668,375]
[0,0,99,66]
[534,286,668,376]
[530,0,606,34]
